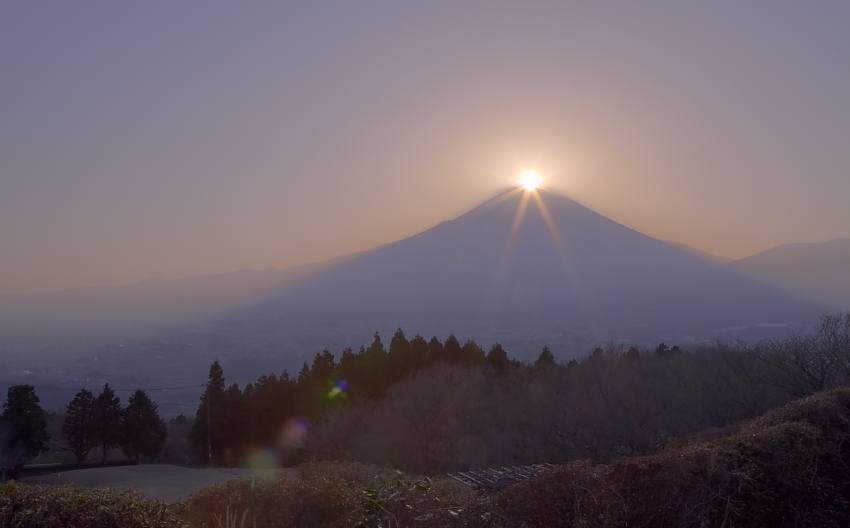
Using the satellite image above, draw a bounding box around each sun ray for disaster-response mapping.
[530,191,569,263]
[530,191,605,323]
[479,188,533,315]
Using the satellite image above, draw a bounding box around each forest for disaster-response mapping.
[185,312,850,474]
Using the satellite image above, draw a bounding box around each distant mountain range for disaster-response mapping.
[1,188,847,380]
[0,250,367,325]
[723,238,850,308]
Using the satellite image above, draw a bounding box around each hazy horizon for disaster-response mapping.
[3,3,849,295]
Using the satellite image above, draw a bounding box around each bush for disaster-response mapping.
[184,473,357,528]
[184,461,492,528]
[297,460,393,485]
[494,388,850,528]
[0,481,184,528]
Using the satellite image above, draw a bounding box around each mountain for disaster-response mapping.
[0,250,368,325]
[664,240,733,264]
[227,188,818,350]
[723,238,850,309]
[261,188,716,307]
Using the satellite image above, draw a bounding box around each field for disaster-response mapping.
[20,465,288,502]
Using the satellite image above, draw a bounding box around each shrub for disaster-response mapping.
[185,461,493,528]
[297,460,393,486]
[0,481,184,528]
[353,470,489,528]
[184,473,357,528]
[495,388,850,528]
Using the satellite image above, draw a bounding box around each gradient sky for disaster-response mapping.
[2,3,849,295]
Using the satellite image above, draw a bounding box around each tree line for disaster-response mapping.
[0,384,166,480]
[189,313,850,473]
[187,330,528,465]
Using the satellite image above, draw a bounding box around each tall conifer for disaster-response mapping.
[93,384,122,464]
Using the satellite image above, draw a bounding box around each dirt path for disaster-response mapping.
[21,465,290,503]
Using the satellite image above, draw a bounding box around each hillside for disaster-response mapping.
[723,238,850,309]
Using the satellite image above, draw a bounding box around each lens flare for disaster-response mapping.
[278,417,308,448]
[327,379,349,398]
[245,448,278,470]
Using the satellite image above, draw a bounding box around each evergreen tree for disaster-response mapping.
[443,334,461,363]
[295,350,337,420]
[93,384,122,463]
[362,332,388,397]
[459,340,486,366]
[387,328,412,383]
[534,346,557,368]
[62,388,98,466]
[409,334,430,372]
[486,343,510,371]
[243,372,295,449]
[338,347,359,383]
[1,384,48,460]
[120,390,167,463]
[190,361,227,465]
[310,350,337,382]
[426,336,444,365]
[220,383,244,464]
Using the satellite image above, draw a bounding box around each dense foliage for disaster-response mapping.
[495,387,850,527]
[176,388,850,527]
[187,330,528,465]
[93,384,123,464]
[120,390,168,463]
[184,461,486,528]
[0,482,184,528]
[0,385,48,480]
[61,388,97,466]
[187,313,850,474]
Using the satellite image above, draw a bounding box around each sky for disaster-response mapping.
[2,3,849,295]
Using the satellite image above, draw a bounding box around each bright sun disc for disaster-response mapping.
[520,171,541,190]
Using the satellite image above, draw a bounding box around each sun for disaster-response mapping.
[519,171,542,190]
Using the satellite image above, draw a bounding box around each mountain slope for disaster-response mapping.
[255,188,718,313]
[219,188,828,352]
[664,240,733,264]
[723,238,850,309]
[244,191,728,330]
[0,250,367,326]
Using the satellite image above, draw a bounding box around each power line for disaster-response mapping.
[0,381,205,392]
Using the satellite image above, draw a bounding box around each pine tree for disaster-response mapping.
[443,333,461,363]
[534,346,557,368]
[426,336,444,365]
[387,328,412,383]
[120,390,167,463]
[62,388,98,466]
[460,340,486,366]
[362,332,388,397]
[1,384,48,460]
[190,361,226,465]
[486,343,510,371]
[93,384,122,463]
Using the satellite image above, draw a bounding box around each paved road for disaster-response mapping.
[21,464,290,502]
